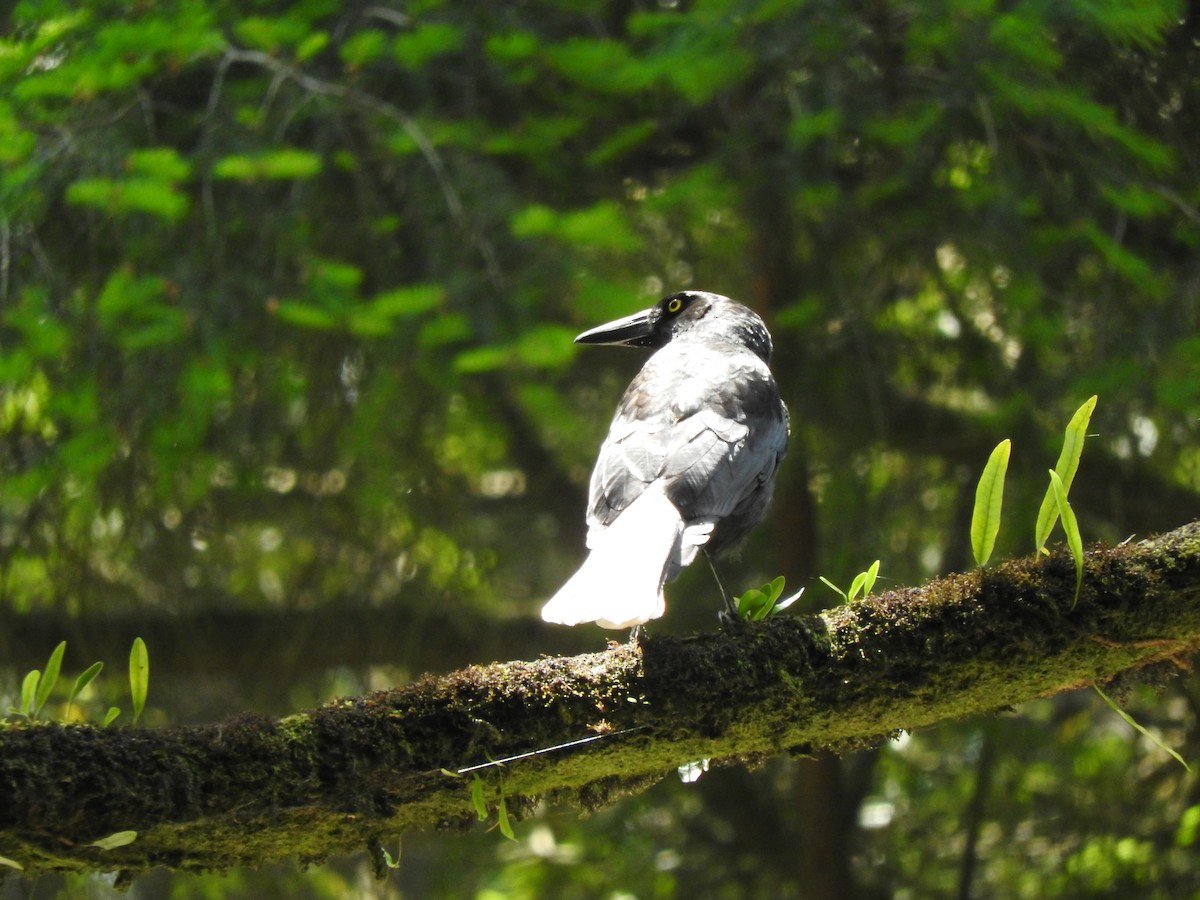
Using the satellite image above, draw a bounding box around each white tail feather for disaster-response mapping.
[541,486,687,629]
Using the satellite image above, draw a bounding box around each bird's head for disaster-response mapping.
[574,291,773,362]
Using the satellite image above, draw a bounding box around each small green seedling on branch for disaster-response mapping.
[963,396,1185,767]
[819,559,880,604]
[68,661,105,708]
[1035,395,1097,554]
[1048,470,1085,608]
[4,638,149,726]
[966,396,1095,580]
[130,636,150,726]
[10,641,67,720]
[736,575,803,620]
[33,640,66,718]
[971,439,1011,568]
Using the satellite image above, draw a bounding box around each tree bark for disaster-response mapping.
[2,521,1198,877]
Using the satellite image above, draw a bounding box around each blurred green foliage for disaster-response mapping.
[2,0,1199,895]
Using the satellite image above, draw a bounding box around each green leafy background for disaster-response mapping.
[2,0,1199,895]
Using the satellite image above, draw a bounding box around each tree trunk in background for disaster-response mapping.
[747,117,858,897]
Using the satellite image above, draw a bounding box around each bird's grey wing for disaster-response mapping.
[585,380,673,533]
[586,348,787,545]
[585,345,705,536]
[666,362,788,525]
[703,398,789,554]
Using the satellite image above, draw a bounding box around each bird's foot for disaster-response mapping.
[718,607,751,630]
[704,549,741,624]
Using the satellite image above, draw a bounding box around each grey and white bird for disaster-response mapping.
[541,291,789,629]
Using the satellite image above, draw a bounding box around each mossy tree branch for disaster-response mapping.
[2,522,1199,878]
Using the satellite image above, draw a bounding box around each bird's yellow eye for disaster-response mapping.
[666,297,683,313]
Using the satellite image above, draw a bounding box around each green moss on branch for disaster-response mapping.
[2,522,1198,876]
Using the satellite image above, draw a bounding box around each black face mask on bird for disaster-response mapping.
[542,291,789,630]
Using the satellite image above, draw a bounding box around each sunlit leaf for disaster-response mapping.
[789,107,842,147]
[366,284,444,320]
[419,313,472,350]
[129,637,149,725]
[212,149,322,181]
[819,576,848,602]
[511,201,641,252]
[273,302,337,330]
[862,560,881,597]
[68,661,104,706]
[90,830,138,850]
[1176,806,1200,846]
[848,570,869,603]
[542,37,652,94]
[126,147,190,182]
[34,640,66,716]
[971,439,1011,567]
[773,588,804,614]
[340,29,388,67]
[587,119,657,165]
[514,325,579,369]
[393,22,462,69]
[764,576,783,602]
[737,576,787,620]
[652,37,754,104]
[1048,470,1084,609]
[737,587,768,620]
[496,794,516,841]
[470,776,487,821]
[1094,685,1189,771]
[65,177,189,220]
[19,669,39,717]
[235,16,308,53]
[294,31,329,62]
[453,345,510,374]
[485,29,540,65]
[1036,396,1098,553]
[380,841,402,869]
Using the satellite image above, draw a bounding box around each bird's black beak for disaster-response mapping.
[574,307,659,347]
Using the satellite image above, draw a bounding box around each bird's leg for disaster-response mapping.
[704,548,739,620]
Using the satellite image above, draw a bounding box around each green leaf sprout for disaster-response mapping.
[1036,396,1097,554]
[736,575,800,621]
[33,641,66,717]
[470,775,488,821]
[496,793,516,841]
[1048,470,1085,609]
[971,439,1011,567]
[129,637,149,726]
[67,662,105,708]
[819,560,881,604]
